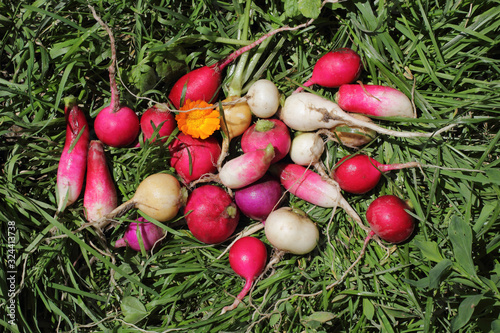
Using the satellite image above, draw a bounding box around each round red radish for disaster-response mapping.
[234,175,283,221]
[332,154,419,194]
[169,133,221,183]
[240,119,291,164]
[140,105,176,143]
[94,105,140,147]
[168,65,221,109]
[366,195,415,244]
[184,185,239,244]
[114,217,165,251]
[297,48,362,92]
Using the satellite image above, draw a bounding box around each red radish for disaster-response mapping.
[169,133,221,184]
[114,217,165,251]
[366,195,415,243]
[264,207,319,255]
[90,6,140,148]
[184,185,239,244]
[219,144,275,189]
[168,25,303,109]
[140,105,176,143]
[295,48,362,93]
[240,119,291,164]
[234,175,283,222]
[280,92,454,138]
[336,84,415,118]
[221,236,267,314]
[332,154,420,194]
[83,140,117,222]
[56,96,90,212]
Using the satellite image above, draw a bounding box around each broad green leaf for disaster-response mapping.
[414,239,444,263]
[450,294,483,332]
[363,298,375,320]
[429,259,453,289]
[284,0,300,17]
[298,0,322,19]
[121,296,148,324]
[301,311,335,329]
[448,215,477,278]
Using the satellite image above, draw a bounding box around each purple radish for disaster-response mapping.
[240,119,291,164]
[234,175,283,221]
[296,48,362,93]
[115,217,165,251]
[336,84,415,118]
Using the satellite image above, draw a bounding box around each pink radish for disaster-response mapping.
[184,185,239,244]
[234,174,283,222]
[219,143,275,189]
[332,154,420,194]
[140,105,176,143]
[83,140,117,222]
[295,48,362,93]
[115,217,165,251]
[56,96,90,213]
[336,84,415,118]
[90,6,140,148]
[366,195,415,244]
[221,236,267,314]
[240,119,291,164]
[280,92,454,137]
[169,133,221,184]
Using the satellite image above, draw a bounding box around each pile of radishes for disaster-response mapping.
[54,10,450,314]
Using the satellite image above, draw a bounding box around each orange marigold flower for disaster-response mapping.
[175,99,220,139]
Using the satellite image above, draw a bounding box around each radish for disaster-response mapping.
[332,154,420,194]
[114,217,165,251]
[295,48,362,93]
[83,173,187,231]
[184,185,239,244]
[280,92,455,137]
[83,140,117,222]
[56,96,90,213]
[140,105,176,143]
[335,83,415,118]
[234,174,283,222]
[264,207,319,255]
[240,119,291,164]
[221,236,267,314]
[245,79,280,118]
[90,6,140,148]
[219,143,275,189]
[289,132,324,166]
[169,133,221,184]
[366,195,415,244]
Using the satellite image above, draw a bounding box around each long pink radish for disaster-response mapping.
[56,96,90,213]
[333,154,420,194]
[336,83,415,118]
[219,144,275,189]
[295,48,362,93]
[221,236,267,314]
[83,140,118,222]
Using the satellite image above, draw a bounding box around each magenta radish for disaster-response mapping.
[219,143,275,189]
[56,96,90,212]
[83,140,117,222]
[184,185,239,244]
[335,84,415,118]
[114,217,165,251]
[366,195,415,243]
[221,236,267,314]
[245,79,280,118]
[280,92,452,138]
[140,105,176,143]
[169,133,221,183]
[234,175,283,221]
[289,132,324,166]
[295,48,362,93]
[240,119,291,164]
[332,154,420,194]
[264,207,319,255]
[90,6,140,148]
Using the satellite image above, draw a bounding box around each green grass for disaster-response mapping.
[1,0,499,332]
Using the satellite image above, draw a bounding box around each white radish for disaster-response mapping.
[289,132,325,166]
[245,79,280,118]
